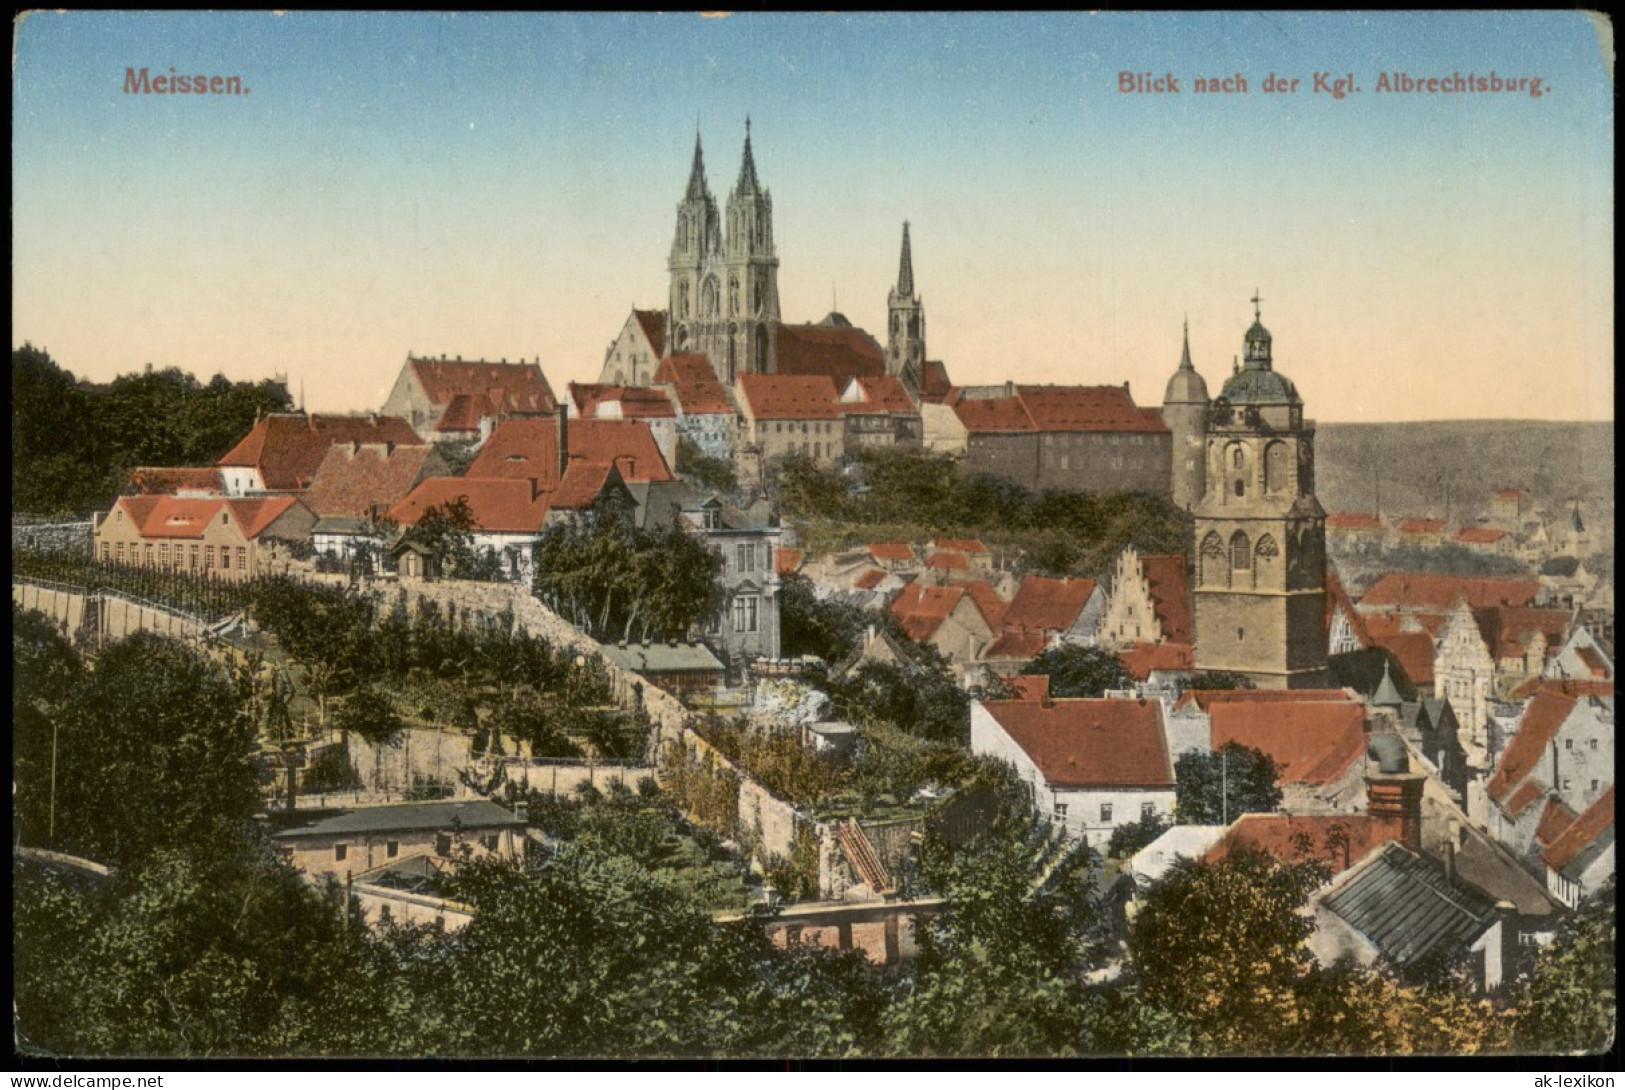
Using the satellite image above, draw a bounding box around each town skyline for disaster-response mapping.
[13,11,1614,423]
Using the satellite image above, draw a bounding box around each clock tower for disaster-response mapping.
[1191,295,1328,689]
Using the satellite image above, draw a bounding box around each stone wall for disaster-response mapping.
[13,580,208,643]
[13,520,92,554]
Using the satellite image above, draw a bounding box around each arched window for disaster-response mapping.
[678,282,691,320]
[1255,534,1278,560]
[1231,531,1252,571]
[1200,532,1226,586]
[1231,446,1245,469]
[1265,441,1289,493]
[729,275,740,316]
[1234,479,1245,498]
[701,276,720,318]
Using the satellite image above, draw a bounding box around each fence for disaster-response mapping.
[13,577,212,644]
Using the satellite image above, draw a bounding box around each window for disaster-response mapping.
[334,844,348,862]
[386,841,399,859]
[482,833,500,852]
[1565,739,1573,750]
[221,548,231,570]
[736,543,756,572]
[1054,803,1068,822]
[435,833,453,856]
[1234,479,1245,497]
[115,542,125,563]
[189,545,199,570]
[1589,738,1598,750]
[159,544,170,566]
[237,546,247,570]
[1590,780,1599,793]
[1099,804,1113,823]
[1562,779,1572,791]
[733,595,759,633]
[1231,531,1251,570]
[1141,802,1155,819]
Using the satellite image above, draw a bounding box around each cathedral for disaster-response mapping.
[615,122,933,398]
[1179,298,1330,689]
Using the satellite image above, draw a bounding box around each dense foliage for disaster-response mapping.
[778,572,874,663]
[1174,741,1284,824]
[1022,644,1133,698]
[676,434,741,497]
[532,509,724,643]
[12,344,292,516]
[1511,878,1617,1053]
[774,447,1190,577]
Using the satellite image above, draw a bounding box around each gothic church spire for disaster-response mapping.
[686,130,711,200]
[736,117,762,195]
[897,221,915,297]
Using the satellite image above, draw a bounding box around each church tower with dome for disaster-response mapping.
[1191,295,1329,689]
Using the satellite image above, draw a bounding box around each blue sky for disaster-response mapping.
[12,11,1613,420]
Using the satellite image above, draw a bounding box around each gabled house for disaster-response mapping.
[382,356,556,445]
[465,412,675,488]
[1539,786,1614,908]
[94,494,316,580]
[1001,574,1104,648]
[971,694,1176,847]
[386,477,553,583]
[736,373,843,466]
[216,413,420,495]
[599,308,667,387]
[1326,567,1372,656]
[1395,518,1448,548]
[678,496,784,674]
[1358,572,1542,615]
[1097,547,1192,651]
[838,375,922,451]
[122,466,226,497]
[303,442,447,565]
[889,582,997,667]
[1208,693,1371,813]
[1453,526,1516,556]
[1546,625,1613,682]
[1325,511,1386,551]
[565,382,680,468]
[653,353,735,461]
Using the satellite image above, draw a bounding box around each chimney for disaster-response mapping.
[1443,838,1458,886]
[557,403,570,482]
[1365,772,1426,852]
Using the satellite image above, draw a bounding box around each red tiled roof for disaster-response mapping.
[1008,674,1051,702]
[841,375,916,413]
[868,541,915,562]
[1326,512,1384,531]
[633,310,667,358]
[925,550,969,571]
[774,547,803,577]
[654,354,732,416]
[1210,700,1368,786]
[1369,632,1437,686]
[959,580,1007,629]
[891,583,988,643]
[1119,641,1194,680]
[217,414,421,491]
[853,567,888,591]
[920,360,952,402]
[1454,527,1509,545]
[549,462,622,511]
[1535,796,1579,847]
[123,466,225,495]
[1509,678,1614,700]
[953,395,1033,433]
[1541,787,1614,872]
[466,417,673,486]
[1494,488,1527,500]
[1175,688,1355,712]
[983,628,1052,663]
[773,324,885,382]
[980,698,1173,788]
[407,358,556,415]
[1015,385,1168,434]
[738,374,841,420]
[113,495,300,541]
[303,443,442,520]
[1577,645,1610,678]
[568,383,677,420]
[1475,606,1570,662]
[1141,554,1192,645]
[1360,572,1541,612]
[1398,518,1447,534]
[433,393,490,434]
[1325,569,1372,648]
[1002,576,1098,634]
[933,538,989,555]
[387,477,551,534]
[1505,780,1547,819]
[1487,688,1580,805]
[1206,813,1392,877]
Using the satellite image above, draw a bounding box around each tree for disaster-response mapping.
[1512,878,1617,1053]
[1184,670,1254,691]
[883,787,1103,1056]
[676,434,740,496]
[13,607,84,847]
[47,632,260,868]
[1173,742,1283,825]
[1023,644,1132,698]
[825,644,970,746]
[1126,848,1327,1054]
[778,572,870,663]
[1107,810,1172,860]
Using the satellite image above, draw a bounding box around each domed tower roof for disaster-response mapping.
[1163,320,1210,405]
[1219,291,1302,406]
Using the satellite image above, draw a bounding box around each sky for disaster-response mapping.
[12,11,1615,422]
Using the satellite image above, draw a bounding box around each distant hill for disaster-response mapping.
[1315,420,1613,538]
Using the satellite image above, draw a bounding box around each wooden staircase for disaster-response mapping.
[836,818,893,895]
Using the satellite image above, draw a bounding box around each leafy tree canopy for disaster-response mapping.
[1174,742,1283,825]
[1023,644,1132,698]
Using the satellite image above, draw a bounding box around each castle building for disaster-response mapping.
[1162,321,1209,511]
[1190,297,1329,689]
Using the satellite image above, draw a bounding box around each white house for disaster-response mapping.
[971,694,1176,848]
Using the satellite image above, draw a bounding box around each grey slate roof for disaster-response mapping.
[1322,843,1499,968]
[600,641,725,675]
[273,800,524,839]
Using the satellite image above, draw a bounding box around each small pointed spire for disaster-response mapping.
[1373,659,1403,707]
[1251,288,1263,321]
[737,116,761,193]
[685,130,710,200]
[897,221,915,297]
[1179,315,1194,371]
